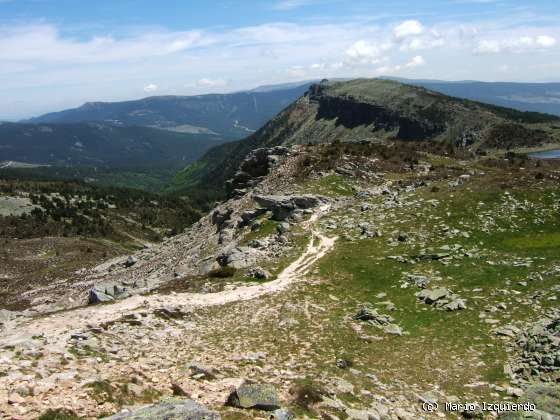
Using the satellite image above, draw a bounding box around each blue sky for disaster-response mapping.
[1,0,559,119]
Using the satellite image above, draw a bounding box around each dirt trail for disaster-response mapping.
[0,205,336,350]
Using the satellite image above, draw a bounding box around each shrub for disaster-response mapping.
[38,408,80,420]
[208,266,237,278]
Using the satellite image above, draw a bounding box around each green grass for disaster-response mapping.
[307,178,560,398]
[38,409,81,420]
[306,174,355,197]
[501,231,560,250]
[239,218,279,244]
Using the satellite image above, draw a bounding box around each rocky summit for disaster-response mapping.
[1,79,560,419]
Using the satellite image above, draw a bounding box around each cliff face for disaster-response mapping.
[313,93,445,140]
[171,78,559,196]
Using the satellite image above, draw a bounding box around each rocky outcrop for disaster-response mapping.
[253,194,327,221]
[354,306,404,335]
[216,246,264,269]
[416,288,466,311]
[312,92,445,140]
[88,281,133,305]
[227,382,281,411]
[505,311,560,382]
[227,147,290,197]
[103,398,221,419]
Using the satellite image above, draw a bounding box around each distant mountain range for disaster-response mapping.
[388,78,560,116]
[27,83,313,138]
[0,83,314,189]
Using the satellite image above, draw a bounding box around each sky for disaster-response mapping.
[0,0,559,120]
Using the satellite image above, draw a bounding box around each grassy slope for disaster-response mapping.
[188,159,559,418]
[300,164,559,406]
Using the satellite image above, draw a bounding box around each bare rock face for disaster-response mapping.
[211,208,234,231]
[253,194,327,221]
[103,398,221,419]
[227,147,290,197]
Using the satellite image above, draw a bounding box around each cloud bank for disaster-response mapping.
[0,13,558,119]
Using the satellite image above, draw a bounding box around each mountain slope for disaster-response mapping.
[0,122,228,166]
[28,84,312,138]
[391,78,560,116]
[170,78,560,196]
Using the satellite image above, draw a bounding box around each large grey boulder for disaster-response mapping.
[125,256,138,268]
[416,288,467,311]
[416,288,450,305]
[227,382,281,411]
[216,246,263,269]
[103,398,220,419]
[88,282,131,305]
[198,256,221,276]
[270,409,296,420]
[253,194,326,221]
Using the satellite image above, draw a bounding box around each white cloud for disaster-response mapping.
[375,55,426,74]
[143,84,158,92]
[474,35,557,54]
[474,40,501,54]
[0,24,207,64]
[1,14,560,119]
[405,55,426,68]
[400,36,445,51]
[346,40,391,65]
[195,78,228,88]
[537,35,557,48]
[393,20,425,39]
[286,66,307,78]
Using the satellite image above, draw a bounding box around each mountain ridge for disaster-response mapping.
[170,78,560,197]
[27,83,314,138]
[387,77,560,116]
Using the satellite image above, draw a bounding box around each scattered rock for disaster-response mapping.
[334,378,354,394]
[253,194,326,221]
[188,363,218,380]
[269,408,296,420]
[277,222,291,235]
[216,246,264,269]
[416,288,450,305]
[227,382,281,411]
[404,274,430,289]
[246,267,272,280]
[416,288,466,311]
[125,256,138,268]
[354,306,393,325]
[103,398,221,419]
[88,282,131,305]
